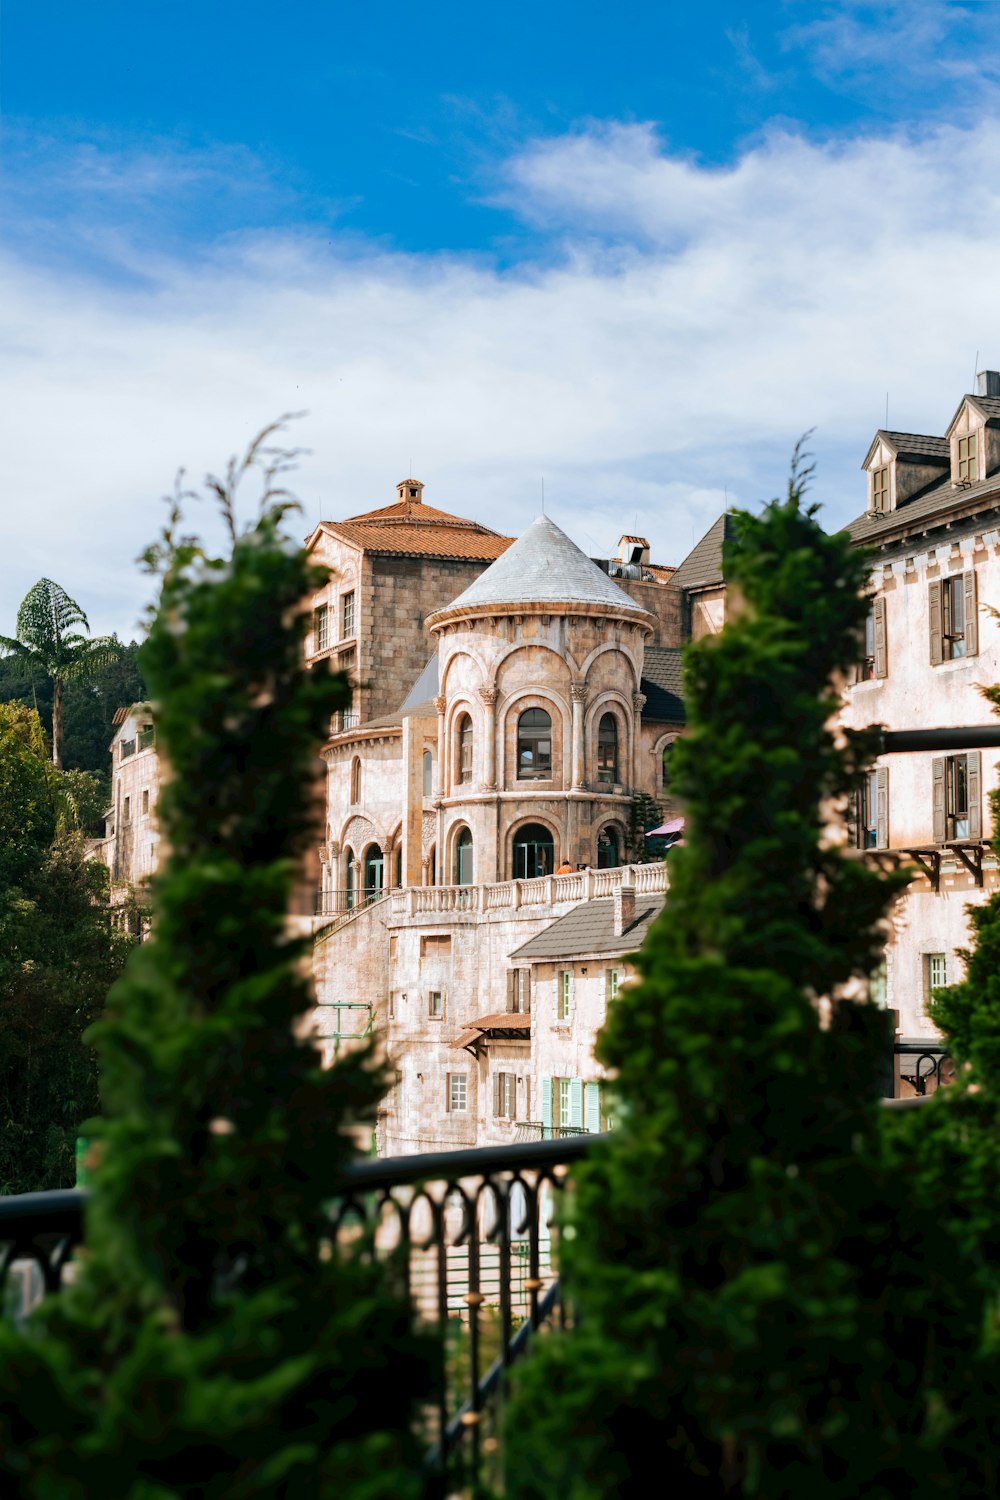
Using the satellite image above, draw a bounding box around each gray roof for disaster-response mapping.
[947,394,1000,433]
[641,646,685,723]
[437,515,648,616]
[401,652,439,710]
[873,430,949,464]
[669,513,737,591]
[846,469,1000,545]
[509,893,665,961]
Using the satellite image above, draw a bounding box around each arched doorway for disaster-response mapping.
[597,827,621,869]
[363,844,384,900]
[512,822,555,880]
[455,826,474,885]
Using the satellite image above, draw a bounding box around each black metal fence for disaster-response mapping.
[312,886,385,917]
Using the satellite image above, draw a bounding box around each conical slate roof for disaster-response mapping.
[434,515,648,617]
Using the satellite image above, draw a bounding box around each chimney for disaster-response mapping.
[396,478,424,506]
[612,879,635,938]
[976,371,1000,398]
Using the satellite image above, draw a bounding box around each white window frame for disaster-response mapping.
[557,970,572,1021]
[448,1072,468,1112]
[428,990,444,1019]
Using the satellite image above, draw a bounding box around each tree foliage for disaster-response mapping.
[503,459,990,1497]
[0,579,125,769]
[0,704,129,1192]
[0,430,434,1498]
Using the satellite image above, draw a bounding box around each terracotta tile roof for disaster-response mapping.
[321,497,513,561]
[646,563,677,582]
[450,1013,531,1051]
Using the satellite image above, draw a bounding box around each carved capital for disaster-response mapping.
[570,682,588,704]
[434,695,447,715]
[478,686,499,706]
[632,691,647,714]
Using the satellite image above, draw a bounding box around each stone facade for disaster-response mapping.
[91,704,161,920]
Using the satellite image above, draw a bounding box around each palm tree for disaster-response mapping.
[0,580,124,768]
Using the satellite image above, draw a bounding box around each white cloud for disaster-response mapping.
[4,115,1000,636]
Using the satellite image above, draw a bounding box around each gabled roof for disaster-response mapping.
[450,1013,531,1054]
[310,495,512,562]
[946,393,1000,437]
[669,513,737,591]
[641,647,685,723]
[861,430,950,468]
[509,894,665,961]
[432,515,650,618]
[401,653,439,710]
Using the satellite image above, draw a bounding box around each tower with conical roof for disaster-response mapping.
[422,514,657,886]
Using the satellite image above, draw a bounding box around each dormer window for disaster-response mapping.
[871,466,890,512]
[957,432,978,484]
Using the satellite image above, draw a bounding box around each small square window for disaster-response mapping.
[448,1073,468,1112]
[428,990,443,1018]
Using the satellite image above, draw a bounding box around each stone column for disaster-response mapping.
[478,685,498,789]
[434,694,447,797]
[631,692,646,791]
[570,682,588,790]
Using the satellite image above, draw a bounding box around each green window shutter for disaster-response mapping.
[874,596,888,678]
[965,570,979,657]
[540,1077,552,1132]
[932,757,946,843]
[585,1083,601,1134]
[968,750,983,839]
[929,579,944,665]
[570,1079,584,1129]
[876,765,889,849]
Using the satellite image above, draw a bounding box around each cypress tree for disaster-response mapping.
[0,433,434,1498]
[505,457,927,1497]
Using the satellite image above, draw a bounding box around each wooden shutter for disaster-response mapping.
[540,1078,552,1132]
[876,766,889,849]
[493,1073,501,1117]
[585,1083,601,1134]
[968,751,982,839]
[932,758,946,843]
[873,596,888,678]
[965,570,979,657]
[569,1079,584,1129]
[929,580,944,665]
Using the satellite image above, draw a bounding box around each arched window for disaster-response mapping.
[344,846,356,909]
[597,713,619,785]
[455,826,474,886]
[512,823,555,880]
[350,757,361,804]
[597,827,621,869]
[395,847,403,887]
[428,845,437,886]
[517,708,552,780]
[363,844,384,899]
[457,714,474,784]
[422,750,433,797]
[661,738,676,794]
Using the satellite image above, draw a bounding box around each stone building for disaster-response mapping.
[91,703,160,926]
[840,370,1000,1046]
[309,489,686,1152]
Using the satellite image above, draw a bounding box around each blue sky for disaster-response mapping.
[4,1,1000,633]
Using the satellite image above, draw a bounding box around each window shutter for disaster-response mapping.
[585,1082,601,1134]
[874,596,888,678]
[968,751,982,839]
[929,580,944,665]
[508,970,517,1011]
[965,570,979,657]
[932,758,946,843]
[847,785,860,849]
[540,1077,552,1131]
[569,1079,584,1129]
[876,766,889,850]
[524,969,531,1012]
[493,1073,500,1117]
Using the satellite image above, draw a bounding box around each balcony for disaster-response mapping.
[330,710,360,735]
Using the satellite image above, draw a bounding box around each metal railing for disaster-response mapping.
[312,886,386,917]
[894,1039,953,1096]
[0,1135,591,1492]
[331,711,360,734]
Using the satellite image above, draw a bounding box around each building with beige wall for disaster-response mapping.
[91,703,160,927]
[841,370,1000,1044]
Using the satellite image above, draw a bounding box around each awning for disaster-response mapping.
[646,817,685,838]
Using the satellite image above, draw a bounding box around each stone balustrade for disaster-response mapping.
[384,862,667,920]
